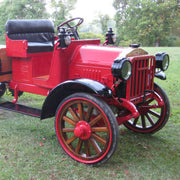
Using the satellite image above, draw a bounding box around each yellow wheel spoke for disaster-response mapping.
[78,103,84,120]
[68,107,79,122]
[91,127,108,132]
[62,128,75,132]
[63,116,76,126]
[85,105,93,122]
[89,114,103,127]
[92,133,107,145]
[66,136,77,145]
[89,137,101,154]
[85,140,91,157]
[75,139,83,154]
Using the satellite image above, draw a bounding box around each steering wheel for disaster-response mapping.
[57,17,84,40]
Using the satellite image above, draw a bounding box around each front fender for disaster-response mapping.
[41,78,112,120]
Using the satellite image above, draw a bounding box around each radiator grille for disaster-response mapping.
[127,56,155,102]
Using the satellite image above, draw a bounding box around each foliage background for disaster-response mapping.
[0,0,179,46]
[113,0,180,47]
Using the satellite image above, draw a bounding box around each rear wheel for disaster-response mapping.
[124,83,170,134]
[0,83,6,98]
[55,93,119,166]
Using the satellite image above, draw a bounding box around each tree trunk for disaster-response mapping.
[155,38,160,47]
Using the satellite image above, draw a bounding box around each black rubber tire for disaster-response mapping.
[0,83,6,98]
[124,83,170,134]
[55,92,119,166]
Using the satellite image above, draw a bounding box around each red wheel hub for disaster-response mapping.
[74,121,91,140]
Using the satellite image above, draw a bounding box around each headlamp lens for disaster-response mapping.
[112,34,116,44]
[65,35,71,46]
[121,61,132,80]
[162,54,169,71]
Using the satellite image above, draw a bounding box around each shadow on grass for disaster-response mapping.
[100,127,179,179]
[0,112,179,179]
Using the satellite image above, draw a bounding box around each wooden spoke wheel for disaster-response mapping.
[55,93,119,166]
[124,83,170,134]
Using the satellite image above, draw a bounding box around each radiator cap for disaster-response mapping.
[129,44,140,48]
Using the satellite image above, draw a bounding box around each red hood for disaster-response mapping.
[71,45,124,66]
[71,44,148,66]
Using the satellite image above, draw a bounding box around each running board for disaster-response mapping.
[0,102,41,118]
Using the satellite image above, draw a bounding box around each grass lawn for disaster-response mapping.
[0,47,180,180]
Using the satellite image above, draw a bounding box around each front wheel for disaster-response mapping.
[55,93,119,166]
[124,83,170,134]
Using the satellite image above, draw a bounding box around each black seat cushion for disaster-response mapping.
[6,19,55,53]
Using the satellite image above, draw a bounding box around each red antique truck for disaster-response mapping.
[0,18,170,166]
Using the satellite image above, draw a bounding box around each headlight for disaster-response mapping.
[105,28,116,45]
[111,58,132,81]
[65,35,71,46]
[58,28,71,48]
[112,34,117,44]
[155,52,169,71]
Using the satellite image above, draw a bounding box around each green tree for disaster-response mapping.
[50,0,77,29]
[0,0,47,42]
[93,14,111,34]
[113,0,179,46]
[79,32,104,43]
[113,0,129,45]
[170,1,180,46]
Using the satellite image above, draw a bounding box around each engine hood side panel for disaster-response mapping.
[71,45,122,65]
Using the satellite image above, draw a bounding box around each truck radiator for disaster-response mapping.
[127,56,155,103]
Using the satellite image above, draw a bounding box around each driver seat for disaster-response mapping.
[5,19,55,54]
